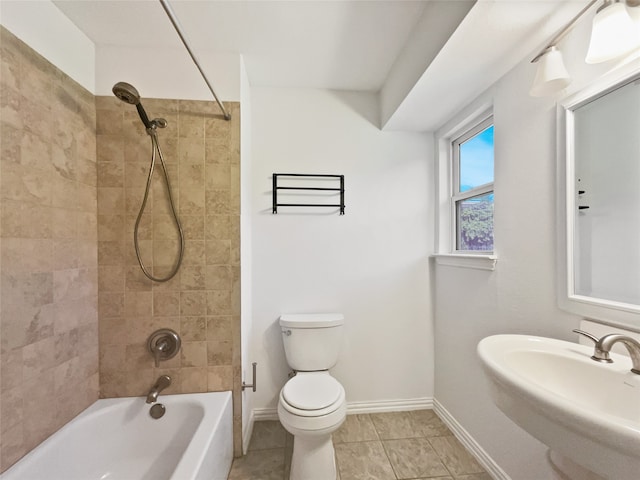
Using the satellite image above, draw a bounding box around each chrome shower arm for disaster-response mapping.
[159,0,231,121]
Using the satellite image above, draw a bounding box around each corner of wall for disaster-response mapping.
[239,54,255,445]
[379,0,475,128]
[0,0,95,93]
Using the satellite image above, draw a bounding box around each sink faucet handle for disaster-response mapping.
[573,329,600,344]
[572,329,613,363]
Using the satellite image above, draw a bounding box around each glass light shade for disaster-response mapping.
[585,2,640,64]
[529,47,571,97]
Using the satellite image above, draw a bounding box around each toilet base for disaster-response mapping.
[289,433,337,480]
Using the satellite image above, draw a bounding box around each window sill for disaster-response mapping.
[432,253,497,271]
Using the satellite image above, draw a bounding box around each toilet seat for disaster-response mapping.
[280,374,345,417]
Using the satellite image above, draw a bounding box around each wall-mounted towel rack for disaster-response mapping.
[272,173,345,215]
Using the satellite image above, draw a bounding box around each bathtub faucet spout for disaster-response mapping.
[146,375,171,404]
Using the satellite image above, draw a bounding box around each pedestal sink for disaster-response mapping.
[478,334,640,480]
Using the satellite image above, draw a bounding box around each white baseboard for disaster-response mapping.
[433,398,510,480]
[346,397,433,414]
[253,407,278,421]
[242,410,255,455]
[252,397,434,422]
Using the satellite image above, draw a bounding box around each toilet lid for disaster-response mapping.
[282,375,342,411]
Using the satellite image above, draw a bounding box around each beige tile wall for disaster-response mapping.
[0,27,99,472]
[95,96,242,453]
[0,25,243,471]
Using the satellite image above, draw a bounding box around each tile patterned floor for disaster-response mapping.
[228,410,492,480]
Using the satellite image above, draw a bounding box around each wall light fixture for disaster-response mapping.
[586,0,640,63]
[530,0,640,97]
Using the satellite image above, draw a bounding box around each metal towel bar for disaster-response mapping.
[272,173,345,215]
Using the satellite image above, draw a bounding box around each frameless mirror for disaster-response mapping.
[558,62,640,328]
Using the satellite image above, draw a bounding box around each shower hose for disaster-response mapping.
[134,127,184,282]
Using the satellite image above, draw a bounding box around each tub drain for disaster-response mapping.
[149,403,166,419]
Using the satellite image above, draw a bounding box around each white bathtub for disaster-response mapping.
[1,391,233,480]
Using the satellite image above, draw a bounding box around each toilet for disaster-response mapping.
[277,313,347,480]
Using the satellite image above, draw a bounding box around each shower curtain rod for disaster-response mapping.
[159,0,231,121]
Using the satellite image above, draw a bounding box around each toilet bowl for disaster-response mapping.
[278,372,347,479]
[277,314,346,480]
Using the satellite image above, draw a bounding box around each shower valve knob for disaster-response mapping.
[147,329,181,367]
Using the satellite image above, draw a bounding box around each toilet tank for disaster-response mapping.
[279,313,344,371]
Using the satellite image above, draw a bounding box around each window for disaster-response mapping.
[452,117,494,252]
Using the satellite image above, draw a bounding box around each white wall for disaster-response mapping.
[250,88,434,413]
[95,45,240,101]
[433,13,639,480]
[0,1,241,103]
[0,0,95,92]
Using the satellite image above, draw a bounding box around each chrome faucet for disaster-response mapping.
[574,329,640,375]
[146,375,172,404]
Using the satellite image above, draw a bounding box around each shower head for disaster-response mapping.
[112,82,153,129]
[112,82,141,105]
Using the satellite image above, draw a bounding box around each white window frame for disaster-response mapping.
[451,116,494,253]
[434,106,497,270]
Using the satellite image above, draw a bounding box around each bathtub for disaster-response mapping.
[1,391,233,480]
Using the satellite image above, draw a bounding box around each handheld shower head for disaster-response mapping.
[112,82,141,105]
[112,82,153,129]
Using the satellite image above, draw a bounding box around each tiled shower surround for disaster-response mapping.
[95,96,242,451]
[0,28,99,470]
[0,26,242,472]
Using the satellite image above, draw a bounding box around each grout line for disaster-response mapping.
[425,436,456,479]
[378,440,400,480]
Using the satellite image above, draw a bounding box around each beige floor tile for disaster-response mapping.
[429,435,485,476]
[454,474,492,480]
[284,443,292,479]
[409,409,452,437]
[414,478,453,480]
[238,412,485,480]
[335,441,396,480]
[383,437,450,479]
[227,448,285,480]
[249,420,287,451]
[334,414,379,444]
[285,431,294,447]
[370,411,424,439]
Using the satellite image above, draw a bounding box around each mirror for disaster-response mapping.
[558,62,640,328]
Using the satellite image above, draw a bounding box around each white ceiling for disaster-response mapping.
[54,0,435,91]
[52,0,590,131]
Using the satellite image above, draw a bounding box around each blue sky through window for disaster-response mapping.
[459,125,494,192]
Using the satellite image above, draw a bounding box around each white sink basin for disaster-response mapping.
[478,334,640,480]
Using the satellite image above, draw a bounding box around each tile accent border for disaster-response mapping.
[433,397,511,480]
